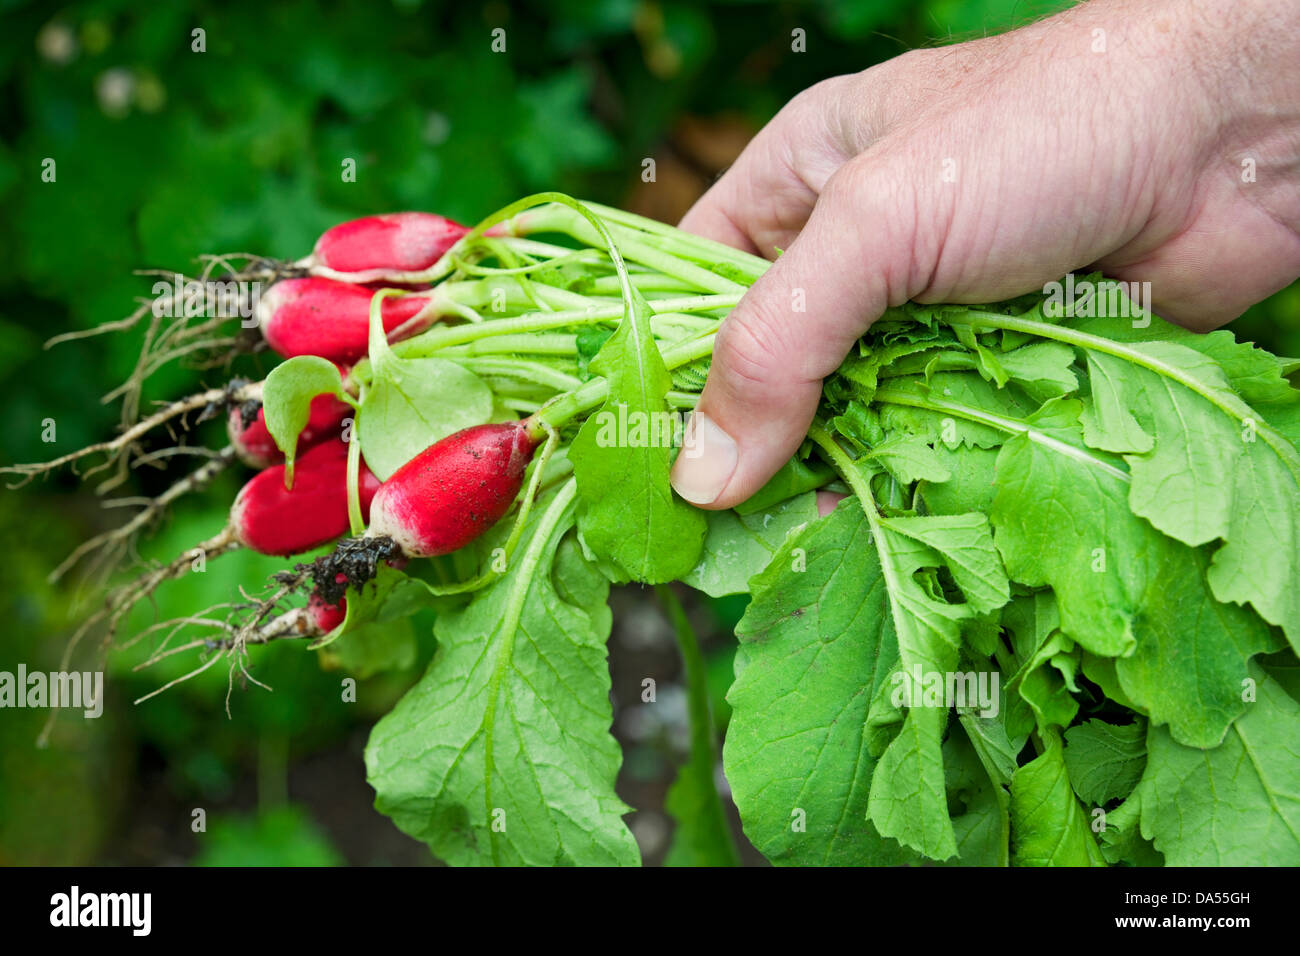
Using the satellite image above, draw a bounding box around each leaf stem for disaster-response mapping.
[948,309,1299,470]
[530,333,717,431]
[392,294,740,356]
[453,358,582,392]
[572,200,770,280]
[346,386,366,536]
[480,476,579,864]
[872,386,1131,483]
[436,333,578,357]
[655,583,741,866]
[509,201,749,294]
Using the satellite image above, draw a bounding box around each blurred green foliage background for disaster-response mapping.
[1,0,1296,866]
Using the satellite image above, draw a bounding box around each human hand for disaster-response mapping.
[669,0,1300,509]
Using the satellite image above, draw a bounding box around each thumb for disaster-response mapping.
[670,158,923,509]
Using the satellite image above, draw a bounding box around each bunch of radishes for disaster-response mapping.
[10,193,758,661]
[226,213,554,633]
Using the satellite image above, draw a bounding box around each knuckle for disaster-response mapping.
[820,156,930,304]
[715,302,801,392]
[820,160,869,207]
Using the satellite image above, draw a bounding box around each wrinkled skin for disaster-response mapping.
[670,0,1300,510]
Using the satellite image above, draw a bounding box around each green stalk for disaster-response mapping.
[655,584,741,867]
[955,713,1012,866]
[491,236,589,260]
[647,312,720,338]
[583,273,699,296]
[808,423,879,520]
[441,275,606,316]
[500,397,541,413]
[455,358,582,392]
[345,386,366,535]
[480,475,578,865]
[437,333,578,356]
[524,281,611,312]
[530,333,716,432]
[506,201,748,294]
[453,248,606,278]
[393,293,740,357]
[579,200,770,280]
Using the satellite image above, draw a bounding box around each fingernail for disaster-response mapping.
[671,411,738,505]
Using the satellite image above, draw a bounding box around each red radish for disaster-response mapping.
[367,421,542,558]
[231,440,382,556]
[308,583,347,632]
[228,393,352,470]
[258,277,440,364]
[302,212,470,282]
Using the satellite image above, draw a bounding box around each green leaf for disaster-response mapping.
[575,327,613,380]
[1073,337,1300,648]
[324,619,417,679]
[1098,790,1163,866]
[733,455,833,515]
[836,337,950,404]
[1068,301,1300,406]
[357,356,494,481]
[723,505,920,865]
[998,593,1059,741]
[829,398,885,451]
[855,504,1009,861]
[792,451,1013,863]
[1009,740,1108,866]
[682,492,817,597]
[1136,667,1300,865]
[958,707,1021,787]
[1260,650,1300,703]
[365,481,639,866]
[570,288,706,582]
[996,341,1079,402]
[864,434,952,485]
[311,564,433,676]
[877,371,1038,450]
[1004,601,1080,735]
[262,356,349,485]
[990,409,1277,746]
[663,752,738,867]
[869,705,956,860]
[883,513,1010,615]
[1062,719,1147,807]
[1080,351,1154,453]
[941,713,1015,865]
[1078,650,1141,712]
[918,444,999,516]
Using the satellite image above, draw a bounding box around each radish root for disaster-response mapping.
[1,381,260,490]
